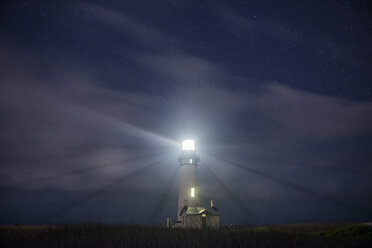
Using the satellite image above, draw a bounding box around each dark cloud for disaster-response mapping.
[221,7,368,69]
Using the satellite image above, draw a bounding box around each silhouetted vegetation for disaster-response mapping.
[0,224,371,248]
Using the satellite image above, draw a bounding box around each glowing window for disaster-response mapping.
[189,159,193,163]
[191,187,195,197]
[182,140,195,150]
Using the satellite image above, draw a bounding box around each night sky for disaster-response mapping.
[1,0,372,225]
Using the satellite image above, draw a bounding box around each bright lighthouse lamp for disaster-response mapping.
[182,139,195,150]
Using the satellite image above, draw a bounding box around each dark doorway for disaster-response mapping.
[201,215,206,228]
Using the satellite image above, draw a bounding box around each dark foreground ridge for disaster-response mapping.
[0,223,371,248]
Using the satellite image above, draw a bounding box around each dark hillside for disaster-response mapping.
[1,224,371,248]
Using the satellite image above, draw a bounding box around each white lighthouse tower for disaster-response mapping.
[168,139,219,228]
[177,139,200,216]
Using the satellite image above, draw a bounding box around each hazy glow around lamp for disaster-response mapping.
[182,139,195,150]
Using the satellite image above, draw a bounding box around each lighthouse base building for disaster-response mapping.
[168,140,219,229]
[178,205,219,229]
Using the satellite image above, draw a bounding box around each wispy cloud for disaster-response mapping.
[1,1,371,224]
[83,2,174,50]
[0,44,176,191]
[248,83,372,139]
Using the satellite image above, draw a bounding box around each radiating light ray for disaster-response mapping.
[201,162,255,223]
[202,147,372,177]
[203,152,366,217]
[150,165,179,222]
[40,156,168,223]
[49,99,179,148]
[0,150,167,191]
[79,104,179,148]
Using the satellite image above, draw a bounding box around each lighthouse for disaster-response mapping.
[177,139,200,216]
[168,139,219,228]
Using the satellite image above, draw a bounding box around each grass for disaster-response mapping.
[0,223,371,248]
[313,225,372,240]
